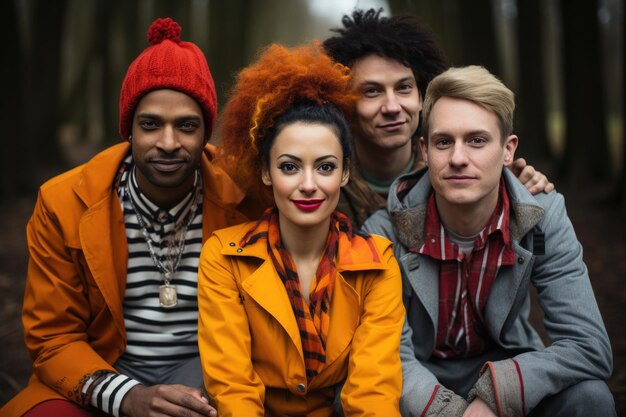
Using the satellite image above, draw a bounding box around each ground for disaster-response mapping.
[0,182,624,414]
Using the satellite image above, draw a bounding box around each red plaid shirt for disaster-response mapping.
[417,179,515,358]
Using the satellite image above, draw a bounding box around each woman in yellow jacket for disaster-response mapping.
[197,44,405,417]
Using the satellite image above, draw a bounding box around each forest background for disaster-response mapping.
[0,0,624,414]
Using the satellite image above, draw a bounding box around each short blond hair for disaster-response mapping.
[421,65,515,142]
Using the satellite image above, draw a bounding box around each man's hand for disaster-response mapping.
[462,398,497,417]
[120,384,217,417]
[507,158,555,195]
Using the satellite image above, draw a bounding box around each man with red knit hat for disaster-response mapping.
[1,18,254,417]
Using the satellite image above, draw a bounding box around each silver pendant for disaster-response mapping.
[159,284,178,308]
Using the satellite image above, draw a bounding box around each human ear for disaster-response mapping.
[503,135,519,165]
[261,166,272,186]
[419,137,428,165]
[340,165,350,187]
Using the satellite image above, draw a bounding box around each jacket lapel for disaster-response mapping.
[228,227,389,370]
[402,251,439,335]
[485,242,534,339]
[485,170,544,340]
[73,143,131,340]
[79,196,127,338]
[239,256,304,358]
[323,273,360,368]
[322,234,388,369]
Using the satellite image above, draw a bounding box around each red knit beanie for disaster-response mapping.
[119,17,217,140]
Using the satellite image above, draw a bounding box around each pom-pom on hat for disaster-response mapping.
[119,17,217,141]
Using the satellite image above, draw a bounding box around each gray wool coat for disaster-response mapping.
[363,168,612,416]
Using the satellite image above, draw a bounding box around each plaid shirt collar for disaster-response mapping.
[419,178,516,358]
[418,177,513,261]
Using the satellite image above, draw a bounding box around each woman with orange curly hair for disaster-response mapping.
[197,43,404,416]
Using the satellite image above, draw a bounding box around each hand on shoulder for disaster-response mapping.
[508,157,555,195]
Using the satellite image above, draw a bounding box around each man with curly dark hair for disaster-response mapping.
[323,9,553,228]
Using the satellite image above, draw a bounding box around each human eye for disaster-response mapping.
[139,120,159,130]
[278,161,299,173]
[468,136,487,146]
[318,162,337,174]
[362,86,381,98]
[434,138,452,149]
[179,121,199,132]
[396,83,413,94]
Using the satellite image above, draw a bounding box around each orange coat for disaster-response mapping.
[1,142,254,417]
[198,222,404,417]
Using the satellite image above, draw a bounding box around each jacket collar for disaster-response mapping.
[73,142,130,207]
[72,142,247,339]
[73,142,246,210]
[218,222,383,376]
[221,224,388,273]
[388,167,545,249]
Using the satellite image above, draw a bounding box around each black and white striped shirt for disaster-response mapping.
[83,157,204,416]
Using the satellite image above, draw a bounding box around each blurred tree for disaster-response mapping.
[206,0,253,111]
[154,0,191,32]
[560,0,611,182]
[97,0,115,143]
[24,0,68,177]
[617,2,626,213]
[516,0,551,161]
[457,0,501,75]
[387,0,461,66]
[0,0,24,201]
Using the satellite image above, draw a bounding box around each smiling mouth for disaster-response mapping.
[378,121,405,132]
[291,199,324,212]
[151,159,186,172]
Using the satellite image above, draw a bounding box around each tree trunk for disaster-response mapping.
[516,0,551,162]
[206,0,253,117]
[0,0,23,200]
[387,0,461,66]
[617,3,626,210]
[24,0,68,184]
[560,0,611,182]
[457,0,501,76]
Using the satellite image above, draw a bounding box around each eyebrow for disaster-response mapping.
[429,129,493,138]
[135,112,202,122]
[357,76,416,86]
[277,154,339,162]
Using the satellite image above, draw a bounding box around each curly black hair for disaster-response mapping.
[322,8,449,97]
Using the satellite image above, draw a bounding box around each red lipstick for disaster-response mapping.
[291,199,324,212]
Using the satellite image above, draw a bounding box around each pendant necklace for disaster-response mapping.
[126,170,201,308]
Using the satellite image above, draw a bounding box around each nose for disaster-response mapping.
[298,170,317,194]
[381,92,402,115]
[156,125,181,153]
[449,142,469,167]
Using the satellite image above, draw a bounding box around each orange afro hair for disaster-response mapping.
[216,42,356,207]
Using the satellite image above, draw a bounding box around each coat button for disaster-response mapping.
[517,257,524,264]
[237,248,243,253]
[229,242,236,247]
[296,383,306,393]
